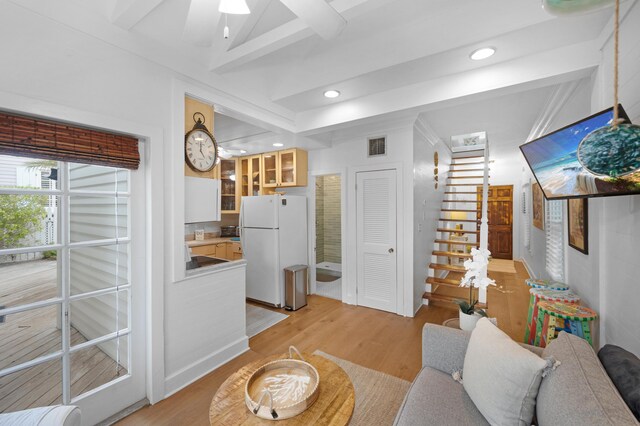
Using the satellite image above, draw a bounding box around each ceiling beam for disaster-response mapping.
[182,0,222,46]
[209,0,396,72]
[279,0,346,40]
[111,0,166,30]
[229,0,273,49]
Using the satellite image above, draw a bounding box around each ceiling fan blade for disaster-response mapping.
[279,0,346,40]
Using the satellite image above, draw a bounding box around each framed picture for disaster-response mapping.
[568,198,588,254]
[532,182,545,230]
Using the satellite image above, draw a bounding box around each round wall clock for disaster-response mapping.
[185,112,218,172]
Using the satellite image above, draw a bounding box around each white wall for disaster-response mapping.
[586,0,640,356]
[300,119,417,316]
[517,2,640,355]
[164,265,248,396]
[0,2,255,408]
[519,80,593,281]
[413,120,450,313]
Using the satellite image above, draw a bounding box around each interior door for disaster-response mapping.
[477,185,513,259]
[356,169,397,313]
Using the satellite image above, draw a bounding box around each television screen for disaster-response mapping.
[520,105,639,200]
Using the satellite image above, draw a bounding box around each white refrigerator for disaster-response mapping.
[240,194,308,307]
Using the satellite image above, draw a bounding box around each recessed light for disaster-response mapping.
[240,149,247,154]
[470,47,496,61]
[324,90,340,98]
[273,143,284,147]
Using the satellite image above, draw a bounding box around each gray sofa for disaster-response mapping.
[394,323,639,426]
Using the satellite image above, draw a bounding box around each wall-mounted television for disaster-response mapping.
[520,105,640,200]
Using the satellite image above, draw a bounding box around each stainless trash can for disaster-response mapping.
[284,265,308,311]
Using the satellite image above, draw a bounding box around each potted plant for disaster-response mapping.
[456,248,496,331]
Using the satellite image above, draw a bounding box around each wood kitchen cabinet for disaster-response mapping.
[240,155,262,198]
[262,148,308,189]
[220,158,240,214]
[191,241,241,260]
[227,242,243,260]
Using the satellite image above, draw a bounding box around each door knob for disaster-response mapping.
[388,248,394,253]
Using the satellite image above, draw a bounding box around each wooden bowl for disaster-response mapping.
[245,358,319,420]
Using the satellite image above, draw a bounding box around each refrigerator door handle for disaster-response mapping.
[239,200,245,258]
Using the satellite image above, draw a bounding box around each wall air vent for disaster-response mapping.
[368,137,386,157]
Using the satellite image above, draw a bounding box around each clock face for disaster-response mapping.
[186,130,217,172]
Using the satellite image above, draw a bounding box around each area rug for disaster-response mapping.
[314,350,411,426]
[488,259,517,274]
[246,304,288,338]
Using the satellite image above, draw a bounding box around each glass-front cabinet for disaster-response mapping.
[261,148,308,189]
[240,155,262,198]
[220,158,239,213]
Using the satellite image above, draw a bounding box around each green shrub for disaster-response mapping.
[0,189,47,249]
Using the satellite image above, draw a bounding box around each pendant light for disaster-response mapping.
[219,0,251,39]
[542,0,615,15]
[577,0,640,177]
[219,0,250,15]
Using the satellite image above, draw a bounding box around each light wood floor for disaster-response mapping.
[0,259,124,413]
[118,260,531,426]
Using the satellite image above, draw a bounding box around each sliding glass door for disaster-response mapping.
[0,155,146,424]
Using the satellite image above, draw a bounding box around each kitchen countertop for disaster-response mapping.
[186,237,239,247]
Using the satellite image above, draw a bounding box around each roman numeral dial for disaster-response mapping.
[185,128,217,172]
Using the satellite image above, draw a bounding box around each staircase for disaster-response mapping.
[423,147,490,309]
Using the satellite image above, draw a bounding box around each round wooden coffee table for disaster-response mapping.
[209,353,355,425]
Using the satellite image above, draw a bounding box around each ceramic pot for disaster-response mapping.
[459,311,482,331]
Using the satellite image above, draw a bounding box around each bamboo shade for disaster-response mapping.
[0,112,139,170]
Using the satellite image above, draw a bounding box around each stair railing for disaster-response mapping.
[478,143,490,304]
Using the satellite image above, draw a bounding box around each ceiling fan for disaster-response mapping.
[220,0,346,40]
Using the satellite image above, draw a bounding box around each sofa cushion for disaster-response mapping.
[598,344,640,421]
[394,366,488,426]
[538,332,638,426]
[463,317,550,426]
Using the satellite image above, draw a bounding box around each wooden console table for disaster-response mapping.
[209,353,355,425]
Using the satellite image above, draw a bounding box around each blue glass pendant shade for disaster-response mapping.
[577,123,640,177]
[542,0,615,15]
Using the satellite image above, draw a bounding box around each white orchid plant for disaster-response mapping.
[456,248,496,316]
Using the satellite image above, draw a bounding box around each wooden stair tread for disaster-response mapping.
[439,218,480,223]
[429,263,465,272]
[444,191,480,194]
[435,239,479,246]
[426,276,461,287]
[446,184,485,186]
[453,155,485,160]
[441,209,479,212]
[432,250,473,258]
[449,168,486,172]
[449,162,484,166]
[437,228,479,234]
[423,292,487,309]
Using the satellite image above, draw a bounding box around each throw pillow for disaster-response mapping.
[598,344,640,421]
[463,317,553,426]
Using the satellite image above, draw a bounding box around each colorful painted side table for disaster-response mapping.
[534,300,598,348]
[525,278,569,291]
[524,288,580,345]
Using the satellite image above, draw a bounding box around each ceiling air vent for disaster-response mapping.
[368,137,386,157]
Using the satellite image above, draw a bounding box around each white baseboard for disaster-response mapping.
[163,336,249,399]
[519,258,536,279]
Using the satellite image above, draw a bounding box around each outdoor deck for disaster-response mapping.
[0,259,123,413]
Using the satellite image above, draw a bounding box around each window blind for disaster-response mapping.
[0,112,139,170]
[522,184,531,249]
[545,199,565,281]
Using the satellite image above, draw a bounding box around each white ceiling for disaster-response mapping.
[421,85,559,150]
[13,0,620,140]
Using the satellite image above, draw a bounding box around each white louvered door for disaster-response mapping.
[356,169,397,313]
